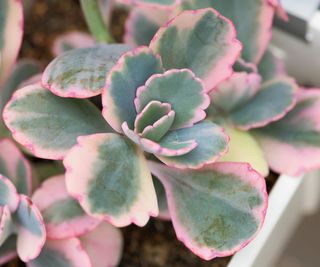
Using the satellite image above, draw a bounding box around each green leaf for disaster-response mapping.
[181,0,278,63]
[149,161,267,260]
[3,84,111,160]
[150,8,241,92]
[230,77,298,129]
[32,175,100,239]
[64,133,158,227]
[0,139,32,195]
[253,89,320,176]
[42,44,131,98]
[102,46,163,132]
[0,0,23,84]
[0,60,41,112]
[135,69,209,129]
[157,121,229,169]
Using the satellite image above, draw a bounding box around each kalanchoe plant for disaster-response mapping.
[0,139,46,263]
[2,8,271,260]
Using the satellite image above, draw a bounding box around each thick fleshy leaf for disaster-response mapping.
[102,46,163,132]
[125,6,171,46]
[51,31,95,57]
[229,77,298,130]
[0,0,23,85]
[181,0,278,63]
[15,195,46,262]
[135,69,209,129]
[122,121,197,157]
[219,127,269,177]
[258,49,286,82]
[208,72,261,117]
[64,133,158,227]
[152,175,170,220]
[0,60,41,112]
[149,161,267,260]
[3,84,111,160]
[0,175,19,212]
[134,101,172,133]
[32,175,100,239]
[253,89,320,176]
[157,121,229,169]
[0,206,12,246]
[42,44,131,98]
[0,236,17,266]
[27,238,91,267]
[150,8,241,92]
[80,222,123,267]
[0,139,32,195]
[141,110,175,141]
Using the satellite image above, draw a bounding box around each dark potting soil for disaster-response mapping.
[5,1,279,267]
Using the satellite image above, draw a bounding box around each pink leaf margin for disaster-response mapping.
[64,133,159,228]
[32,175,101,240]
[149,8,242,93]
[2,83,66,160]
[149,161,268,260]
[102,46,164,133]
[0,138,32,196]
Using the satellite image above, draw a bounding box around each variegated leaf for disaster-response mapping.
[42,44,131,98]
[0,60,41,112]
[181,0,279,63]
[122,121,197,157]
[3,84,111,160]
[150,8,241,92]
[229,77,298,130]
[157,121,229,169]
[0,175,19,212]
[125,6,171,46]
[80,222,123,267]
[32,175,100,239]
[0,206,12,246]
[258,48,286,81]
[102,46,163,132]
[253,89,320,176]
[0,0,23,85]
[135,69,209,129]
[15,195,46,262]
[27,238,91,267]
[64,133,158,227]
[0,139,32,195]
[149,161,267,260]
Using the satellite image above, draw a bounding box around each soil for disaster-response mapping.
[6,1,279,266]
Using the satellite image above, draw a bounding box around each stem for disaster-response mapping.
[80,0,114,43]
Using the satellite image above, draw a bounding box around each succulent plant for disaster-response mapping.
[1,0,320,264]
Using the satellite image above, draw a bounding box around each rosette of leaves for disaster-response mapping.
[0,139,46,264]
[3,9,269,259]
